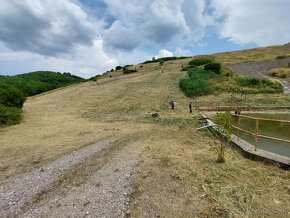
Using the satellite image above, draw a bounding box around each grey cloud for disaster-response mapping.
[0,0,97,56]
[103,0,207,51]
[143,22,183,45]
[103,21,141,51]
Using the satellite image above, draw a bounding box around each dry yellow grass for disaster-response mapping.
[213,43,290,64]
[0,44,290,216]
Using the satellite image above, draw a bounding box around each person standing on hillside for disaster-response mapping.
[170,100,176,109]
[189,102,192,113]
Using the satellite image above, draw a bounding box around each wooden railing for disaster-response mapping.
[197,100,243,112]
[231,114,290,151]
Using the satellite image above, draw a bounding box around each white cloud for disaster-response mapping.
[211,0,290,46]
[104,21,141,51]
[174,47,191,57]
[103,0,207,49]
[155,49,173,59]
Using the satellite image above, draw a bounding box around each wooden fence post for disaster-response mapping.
[255,119,258,151]
[238,116,241,141]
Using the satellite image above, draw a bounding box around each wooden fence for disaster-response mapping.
[231,114,290,151]
[197,101,243,112]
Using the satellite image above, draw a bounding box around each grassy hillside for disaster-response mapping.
[213,42,290,64]
[0,71,84,126]
[0,44,289,216]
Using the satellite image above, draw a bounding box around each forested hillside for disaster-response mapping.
[0,71,85,125]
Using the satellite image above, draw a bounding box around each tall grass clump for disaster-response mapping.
[123,67,137,74]
[180,68,219,96]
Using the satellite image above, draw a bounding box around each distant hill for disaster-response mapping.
[0,71,85,97]
[0,71,85,126]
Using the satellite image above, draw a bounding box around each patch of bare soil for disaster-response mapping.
[227,57,290,93]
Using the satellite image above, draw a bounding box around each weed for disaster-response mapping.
[210,111,232,163]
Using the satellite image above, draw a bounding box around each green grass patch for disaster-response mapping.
[214,76,283,93]
[180,68,220,96]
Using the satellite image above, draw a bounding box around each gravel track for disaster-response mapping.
[0,138,117,217]
[23,140,140,217]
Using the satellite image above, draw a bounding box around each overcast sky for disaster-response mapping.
[0,0,289,78]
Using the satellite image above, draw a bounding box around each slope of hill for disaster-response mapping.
[0,44,289,217]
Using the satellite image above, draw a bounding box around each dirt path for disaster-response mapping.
[227,57,290,93]
[0,137,143,217]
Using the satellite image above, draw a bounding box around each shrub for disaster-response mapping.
[0,105,22,125]
[181,66,196,71]
[159,59,165,66]
[123,67,137,74]
[143,56,190,64]
[0,88,26,108]
[204,62,222,74]
[276,55,286,59]
[115,66,122,70]
[189,58,213,66]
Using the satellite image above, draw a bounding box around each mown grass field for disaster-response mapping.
[0,43,289,217]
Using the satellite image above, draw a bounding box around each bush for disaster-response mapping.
[181,66,196,71]
[204,62,222,74]
[115,66,122,70]
[123,67,137,74]
[0,105,22,125]
[0,88,26,108]
[189,58,213,66]
[276,55,286,59]
[143,56,190,64]
[159,59,165,66]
